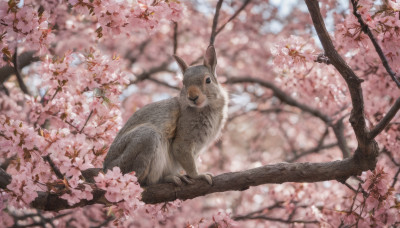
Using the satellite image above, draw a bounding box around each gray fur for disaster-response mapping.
[103,46,228,186]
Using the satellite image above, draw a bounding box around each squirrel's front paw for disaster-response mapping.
[192,173,213,185]
[164,174,194,186]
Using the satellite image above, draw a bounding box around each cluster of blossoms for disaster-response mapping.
[182,210,237,228]
[0,116,47,207]
[0,0,186,225]
[270,35,349,116]
[270,35,316,72]
[343,167,398,226]
[94,167,143,224]
[0,0,54,66]
[0,0,184,66]
[69,0,184,37]
[336,0,400,72]
[0,49,130,208]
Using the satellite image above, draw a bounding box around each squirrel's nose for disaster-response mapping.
[189,96,199,102]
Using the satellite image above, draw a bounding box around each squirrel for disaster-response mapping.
[103,46,228,186]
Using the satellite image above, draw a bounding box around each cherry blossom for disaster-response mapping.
[0,0,400,227]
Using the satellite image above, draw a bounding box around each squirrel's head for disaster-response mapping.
[174,45,223,109]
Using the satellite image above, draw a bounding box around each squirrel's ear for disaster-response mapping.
[173,55,188,74]
[204,45,217,74]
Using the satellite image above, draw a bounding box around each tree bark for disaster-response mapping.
[0,156,373,211]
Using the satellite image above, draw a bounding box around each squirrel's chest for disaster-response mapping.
[188,109,225,147]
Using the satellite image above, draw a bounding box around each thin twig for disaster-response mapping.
[226,77,331,123]
[382,147,400,187]
[215,0,252,36]
[278,122,297,155]
[189,55,203,66]
[343,181,357,193]
[209,0,224,46]
[65,120,80,132]
[228,107,295,122]
[233,201,284,220]
[287,143,338,162]
[368,97,400,139]
[0,51,39,84]
[392,168,400,188]
[0,83,10,96]
[0,155,17,170]
[234,214,318,224]
[80,110,94,133]
[332,115,351,158]
[173,22,178,55]
[350,0,400,88]
[382,148,400,166]
[317,127,330,148]
[90,216,115,228]
[43,155,64,179]
[131,61,172,83]
[12,47,30,95]
[147,77,180,90]
[349,184,361,212]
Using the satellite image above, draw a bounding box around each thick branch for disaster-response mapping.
[226,77,352,158]
[142,157,367,204]
[0,156,373,211]
[350,0,400,88]
[226,77,330,123]
[368,97,400,139]
[305,0,373,156]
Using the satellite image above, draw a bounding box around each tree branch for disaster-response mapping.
[0,167,12,189]
[305,0,378,166]
[0,155,375,211]
[173,22,178,55]
[209,0,224,46]
[0,51,39,84]
[234,215,318,224]
[0,154,16,170]
[215,0,252,36]
[368,97,400,139]
[227,107,296,122]
[80,110,94,133]
[233,201,284,219]
[287,143,338,163]
[130,61,173,84]
[392,168,400,188]
[350,0,400,88]
[43,155,64,180]
[332,116,351,158]
[147,77,180,90]
[12,48,30,95]
[382,148,400,166]
[226,76,356,158]
[226,77,330,123]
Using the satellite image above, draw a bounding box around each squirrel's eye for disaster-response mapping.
[206,77,211,84]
